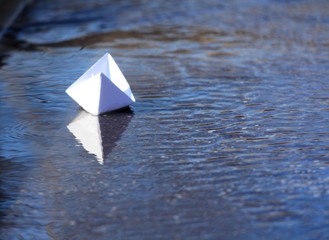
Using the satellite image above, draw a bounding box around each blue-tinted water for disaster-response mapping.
[1,0,329,239]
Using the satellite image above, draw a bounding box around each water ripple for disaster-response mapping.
[1,0,329,239]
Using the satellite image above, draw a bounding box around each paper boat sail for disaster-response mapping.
[66,53,135,115]
[67,110,133,165]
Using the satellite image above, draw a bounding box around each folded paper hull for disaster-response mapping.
[66,53,135,115]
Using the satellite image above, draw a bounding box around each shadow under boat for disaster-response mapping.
[67,108,133,165]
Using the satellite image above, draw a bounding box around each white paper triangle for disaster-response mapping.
[66,53,135,115]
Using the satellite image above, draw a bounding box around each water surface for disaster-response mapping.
[1,0,329,239]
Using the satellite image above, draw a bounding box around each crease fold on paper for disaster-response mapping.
[66,53,135,115]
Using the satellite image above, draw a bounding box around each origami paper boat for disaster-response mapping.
[66,53,135,115]
[67,110,133,165]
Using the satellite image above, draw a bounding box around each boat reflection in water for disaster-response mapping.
[67,108,133,164]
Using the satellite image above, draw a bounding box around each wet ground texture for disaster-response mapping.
[1,0,329,239]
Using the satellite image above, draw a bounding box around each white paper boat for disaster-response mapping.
[66,53,135,115]
[67,110,132,165]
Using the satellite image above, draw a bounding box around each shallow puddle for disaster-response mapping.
[1,0,329,239]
